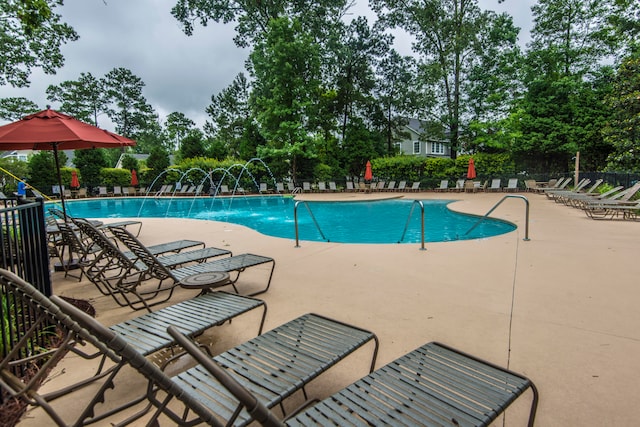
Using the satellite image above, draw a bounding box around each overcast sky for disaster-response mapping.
[2,0,537,129]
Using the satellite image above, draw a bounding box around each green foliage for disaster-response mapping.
[313,163,333,182]
[179,129,206,160]
[250,17,323,181]
[146,146,170,176]
[604,54,640,172]
[46,72,108,126]
[98,168,130,187]
[0,0,79,87]
[372,0,521,158]
[121,154,138,172]
[371,156,429,182]
[73,149,108,188]
[165,111,196,151]
[103,67,158,139]
[0,157,28,193]
[27,151,57,194]
[205,73,256,158]
[369,153,515,188]
[0,97,39,120]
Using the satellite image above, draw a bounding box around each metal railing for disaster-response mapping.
[293,201,328,247]
[398,200,426,250]
[465,195,530,241]
[0,197,51,295]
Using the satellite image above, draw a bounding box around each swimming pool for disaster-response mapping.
[60,196,516,244]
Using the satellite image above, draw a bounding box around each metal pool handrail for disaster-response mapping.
[465,195,530,241]
[294,200,328,247]
[398,200,426,250]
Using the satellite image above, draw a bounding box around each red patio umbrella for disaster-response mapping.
[130,169,138,186]
[364,160,373,181]
[467,158,477,179]
[70,170,80,188]
[0,108,135,218]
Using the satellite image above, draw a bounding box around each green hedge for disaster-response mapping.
[371,154,516,188]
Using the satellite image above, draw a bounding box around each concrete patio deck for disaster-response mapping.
[19,190,640,426]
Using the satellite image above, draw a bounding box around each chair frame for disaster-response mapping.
[169,327,539,427]
[0,268,267,426]
[108,225,276,302]
[52,298,379,427]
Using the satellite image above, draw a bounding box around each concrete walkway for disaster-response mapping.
[21,190,640,426]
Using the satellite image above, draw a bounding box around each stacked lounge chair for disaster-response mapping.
[0,268,267,427]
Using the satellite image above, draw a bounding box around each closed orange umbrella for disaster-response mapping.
[70,170,80,188]
[467,158,476,179]
[131,169,138,186]
[364,161,373,181]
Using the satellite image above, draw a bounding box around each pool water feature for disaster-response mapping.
[60,197,516,244]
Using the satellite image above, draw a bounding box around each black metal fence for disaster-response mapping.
[581,171,640,189]
[0,197,51,296]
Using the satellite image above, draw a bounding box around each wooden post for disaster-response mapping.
[574,151,580,186]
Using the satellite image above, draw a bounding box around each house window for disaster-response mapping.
[432,142,445,155]
[394,142,402,154]
[413,141,420,154]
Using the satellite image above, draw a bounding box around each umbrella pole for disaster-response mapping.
[53,145,68,221]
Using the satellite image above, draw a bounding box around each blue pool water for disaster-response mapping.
[60,196,516,244]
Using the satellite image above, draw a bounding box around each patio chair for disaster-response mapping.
[302,181,312,192]
[345,181,355,192]
[48,207,144,237]
[537,177,571,194]
[76,188,88,198]
[580,182,640,210]
[53,295,379,427]
[583,200,640,220]
[545,178,591,200]
[170,326,539,427]
[409,181,421,192]
[486,178,501,192]
[328,181,337,192]
[112,186,123,197]
[504,178,519,192]
[566,185,624,209]
[71,219,226,309]
[275,182,285,193]
[453,179,465,192]
[0,268,267,427]
[386,180,396,191]
[63,219,230,281]
[554,179,603,205]
[317,181,327,192]
[108,225,276,302]
[397,180,407,191]
[433,180,448,192]
[97,186,108,197]
[464,179,477,193]
[524,179,538,192]
[259,183,268,194]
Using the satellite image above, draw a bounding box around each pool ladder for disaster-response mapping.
[398,200,426,250]
[294,201,328,247]
[465,195,530,241]
[294,199,428,250]
[293,196,529,248]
